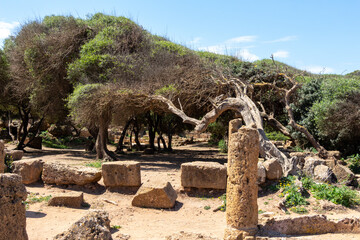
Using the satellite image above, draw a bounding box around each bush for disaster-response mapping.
[266,131,290,141]
[218,139,228,153]
[345,154,360,174]
[278,176,309,207]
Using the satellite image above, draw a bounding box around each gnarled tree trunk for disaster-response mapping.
[95,117,115,160]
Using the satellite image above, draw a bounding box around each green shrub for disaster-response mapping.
[345,154,360,174]
[218,139,228,153]
[278,176,309,207]
[290,206,308,214]
[86,160,102,168]
[311,183,360,207]
[4,155,13,173]
[266,131,290,141]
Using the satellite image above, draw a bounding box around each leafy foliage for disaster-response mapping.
[344,154,360,174]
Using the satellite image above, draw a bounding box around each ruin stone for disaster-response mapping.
[132,181,177,208]
[263,158,283,180]
[5,149,24,161]
[225,125,259,240]
[0,173,28,240]
[181,161,227,189]
[102,161,141,187]
[303,156,326,175]
[333,164,355,185]
[25,136,42,149]
[313,164,334,183]
[54,210,112,240]
[0,140,5,173]
[42,162,101,185]
[48,192,84,208]
[257,162,266,185]
[12,159,43,184]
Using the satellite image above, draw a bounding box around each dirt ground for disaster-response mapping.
[7,142,360,240]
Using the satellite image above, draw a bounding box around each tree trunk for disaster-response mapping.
[116,119,131,153]
[132,120,142,151]
[16,107,30,150]
[95,117,115,160]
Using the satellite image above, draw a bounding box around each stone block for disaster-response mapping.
[48,192,84,208]
[181,161,227,189]
[5,149,24,161]
[42,162,101,185]
[12,159,43,184]
[132,181,177,208]
[263,158,283,180]
[102,161,141,187]
[0,173,28,240]
[314,164,334,183]
[333,164,355,185]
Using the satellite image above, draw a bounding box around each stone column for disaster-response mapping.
[0,140,5,173]
[0,173,28,240]
[225,123,259,240]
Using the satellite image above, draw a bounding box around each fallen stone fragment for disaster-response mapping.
[313,164,334,183]
[333,164,355,185]
[181,161,227,189]
[5,149,24,161]
[257,161,266,185]
[12,159,43,184]
[303,156,326,175]
[102,161,141,187]
[132,181,177,208]
[259,214,360,236]
[42,162,101,185]
[165,231,220,240]
[54,210,112,240]
[0,173,28,240]
[263,158,283,180]
[48,192,84,208]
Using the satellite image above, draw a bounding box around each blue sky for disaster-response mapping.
[1,0,359,74]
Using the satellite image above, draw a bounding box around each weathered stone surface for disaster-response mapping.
[259,215,360,236]
[48,192,84,208]
[12,159,43,184]
[132,181,177,208]
[102,161,141,187]
[303,156,326,175]
[42,162,101,185]
[225,126,259,240]
[0,140,5,173]
[181,161,227,189]
[54,210,112,240]
[0,173,28,240]
[257,162,266,185]
[333,164,355,184]
[166,232,220,240]
[263,158,283,180]
[313,164,334,183]
[228,118,242,135]
[5,149,24,161]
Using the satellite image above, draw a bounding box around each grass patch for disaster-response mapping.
[23,193,52,209]
[290,206,308,214]
[204,205,211,210]
[86,160,102,168]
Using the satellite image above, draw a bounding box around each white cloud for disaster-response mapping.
[0,21,19,39]
[272,50,289,58]
[265,35,297,43]
[198,45,226,54]
[188,37,201,45]
[236,49,259,62]
[303,66,335,74]
[226,35,257,44]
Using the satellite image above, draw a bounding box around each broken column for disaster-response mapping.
[225,120,259,240]
[0,173,28,240]
[0,140,5,173]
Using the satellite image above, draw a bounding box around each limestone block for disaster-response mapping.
[54,210,112,240]
[0,140,5,173]
[303,156,326,175]
[12,159,43,184]
[5,149,24,161]
[333,164,355,184]
[263,158,283,180]
[181,161,227,189]
[132,181,177,208]
[102,161,141,187]
[42,162,101,185]
[0,173,28,240]
[313,164,334,183]
[48,192,84,208]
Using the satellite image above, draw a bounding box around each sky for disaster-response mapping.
[0,0,359,75]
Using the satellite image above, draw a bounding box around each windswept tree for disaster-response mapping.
[4,16,88,149]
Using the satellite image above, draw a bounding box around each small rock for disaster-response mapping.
[132,181,177,208]
[263,158,283,180]
[54,210,112,240]
[48,192,84,208]
[303,156,326,175]
[12,159,43,184]
[257,162,266,185]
